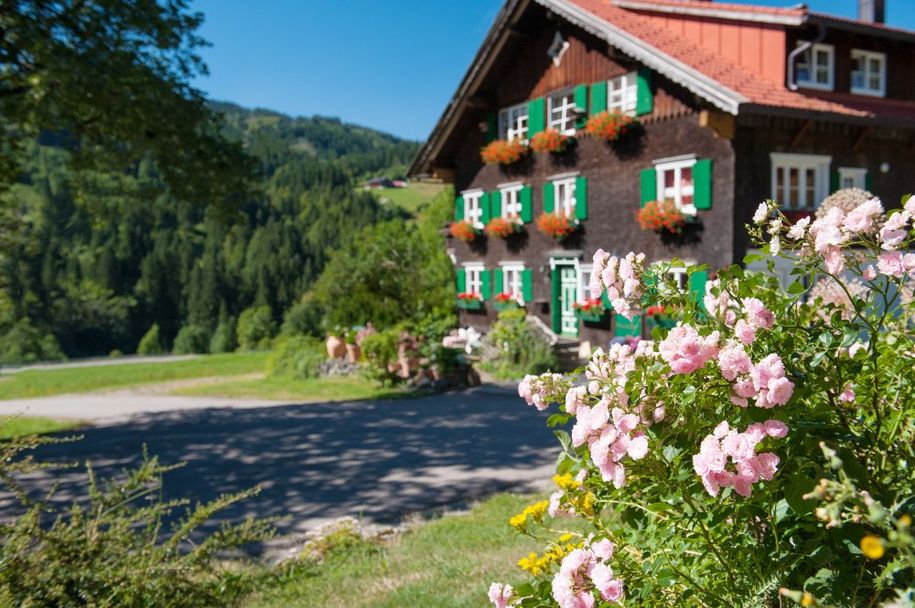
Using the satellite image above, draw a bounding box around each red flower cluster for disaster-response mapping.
[636,200,687,234]
[495,292,518,304]
[485,217,519,239]
[536,213,577,239]
[573,298,606,313]
[457,292,481,301]
[584,111,637,142]
[646,305,666,316]
[450,220,479,242]
[480,139,528,165]
[530,129,570,154]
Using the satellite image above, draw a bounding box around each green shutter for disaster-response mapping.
[575,176,588,220]
[865,172,873,192]
[494,269,504,295]
[830,170,840,193]
[480,192,491,225]
[543,181,555,214]
[635,68,653,116]
[574,84,589,127]
[600,289,610,308]
[590,81,607,115]
[640,168,657,207]
[614,313,642,337]
[522,269,533,303]
[528,97,545,137]
[693,159,713,210]
[481,269,492,300]
[520,186,533,223]
[688,269,709,305]
[551,267,561,333]
[455,196,464,221]
[490,190,502,219]
[456,269,466,294]
[486,111,498,142]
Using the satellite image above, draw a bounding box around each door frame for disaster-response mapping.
[549,255,581,338]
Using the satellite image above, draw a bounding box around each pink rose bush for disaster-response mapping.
[492,194,915,607]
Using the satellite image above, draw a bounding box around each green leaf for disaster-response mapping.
[785,473,816,515]
[788,280,806,295]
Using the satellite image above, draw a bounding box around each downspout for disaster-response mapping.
[787,23,825,91]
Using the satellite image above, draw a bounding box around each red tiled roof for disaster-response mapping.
[618,0,805,18]
[567,0,915,122]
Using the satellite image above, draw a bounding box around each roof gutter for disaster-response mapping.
[612,0,805,26]
[786,22,825,91]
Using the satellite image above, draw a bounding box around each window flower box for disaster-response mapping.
[584,111,638,142]
[574,298,608,322]
[636,200,687,235]
[536,212,580,240]
[530,129,573,154]
[484,216,523,239]
[480,139,528,165]
[494,292,522,311]
[646,305,677,329]
[456,292,484,310]
[450,220,482,243]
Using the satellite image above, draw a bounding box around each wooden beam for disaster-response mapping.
[432,167,455,184]
[465,96,492,110]
[853,127,871,152]
[698,110,735,140]
[791,119,812,147]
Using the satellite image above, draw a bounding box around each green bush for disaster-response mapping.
[0,319,64,364]
[361,329,401,385]
[209,319,236,354]
[236,306,276,351]
[280,299,324,337]
[267,336,325,379]
[0,433,274,608]
[136,323,164,355]
[479,308,556,380]
[172,324,210,354]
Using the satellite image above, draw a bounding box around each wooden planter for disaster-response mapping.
[456,298,484,311]
[575,309,608,323]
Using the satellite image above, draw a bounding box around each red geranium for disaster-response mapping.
[574,298,606,314]
[480,139,528,165]
[646,305,666,316]
[536,213,578,239]
[584,111,637,142]
[495,292,518,304]
[485,217,520,239]
[636,200,687,235]
[457,292,481,301]
[530,129,570,154]
[450,220,480,242]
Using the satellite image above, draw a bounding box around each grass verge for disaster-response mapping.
[0,416,82,439]
[0,352,270,400]
[171,374,412,403]
[246,494,547,608]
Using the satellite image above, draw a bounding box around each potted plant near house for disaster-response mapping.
[326,331,346,359]
[484,216,522,239]
[344,329,361,363]
[456,291,484,310]
[530,128,573,155]
[450,219,482,243]
[480,138,528,165]
[636,200,687,235]
[573,298,608,322]
[536,212,579,240]
[583,111,638,143]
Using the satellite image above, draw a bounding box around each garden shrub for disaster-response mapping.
[0,318,64,364]
[209,319,236,354]
[480,308,557,380]
[172,324,210,354]
[267,336,325,379]
[236,306,276,351]
[280,298,324,338]
[361,329,401,385]
[136,323,164,355]
[491,195,915,608]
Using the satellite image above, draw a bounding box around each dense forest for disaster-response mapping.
[0,103,425,361]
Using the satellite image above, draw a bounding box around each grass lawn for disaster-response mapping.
[0,352,270,400]
[0,416,82,439]
[370,182,444,214]
[247,493,549,608]
[172,374,412,403]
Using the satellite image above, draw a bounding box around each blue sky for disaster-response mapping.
[193,0,915,142]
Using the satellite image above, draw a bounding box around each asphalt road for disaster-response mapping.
[0,386,558,538]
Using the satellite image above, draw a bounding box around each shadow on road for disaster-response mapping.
[0,387,559,536]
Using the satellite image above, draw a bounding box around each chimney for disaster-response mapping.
[858,0,886,24]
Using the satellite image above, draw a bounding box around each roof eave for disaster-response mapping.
[612,0,805,26]
[739,103,915,130]
[807,13,915,43]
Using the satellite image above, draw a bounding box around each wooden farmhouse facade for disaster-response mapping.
[409,0,915,348]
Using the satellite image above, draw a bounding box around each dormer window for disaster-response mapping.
[851,50,886,97]
[547,89,578,135]
[498,103,529,142]
[796,43,834,91]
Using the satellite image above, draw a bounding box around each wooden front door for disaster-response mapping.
[558,265,579,337]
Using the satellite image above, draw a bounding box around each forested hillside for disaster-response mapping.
[0,104,422,361]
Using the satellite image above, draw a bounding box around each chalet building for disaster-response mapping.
[408,0,915,348]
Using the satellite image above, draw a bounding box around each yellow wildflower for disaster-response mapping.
[518,552,542,575]
[578,492,596,516]
[899,514,911,528]
[509,512,527,530]
[553,473,578,490]
[801,592,815,607]
[558,533,573,543]
[525,500,549,522]
[860,535,885,560]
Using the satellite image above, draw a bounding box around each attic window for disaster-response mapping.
[547,31,570,67]
[851,50,886,97]
[796,43,834,91]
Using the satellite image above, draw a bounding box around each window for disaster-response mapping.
[654,157,697,215]
[548,89,577,135]
[838,167,868,190]
[796,43,834,90]
[501,263,525,304]
[464,264,484,297]
[462,190,484,228]
[578,264,593,302]
[667,266,688,291]
[851,50,886,97]
[499,184,524,220]
[498,103,529,141]
[607,72,638,116]
[552,177,577,217]
[770,153,831,210]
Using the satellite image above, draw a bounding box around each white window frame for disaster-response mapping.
[668,266,688,291]
[463,263,485,298]
[498,102,529,142]
[851,49,886,97]
[547,89,577,136]
[499,183,524,221]
[770,153,832,210]
[607,72,638,116]
[578,263,594,303]
[462,189,484,229]
[552,177,578,218]
[500,262,526,304]
[654,156,698,216]
[838,167,868,190]
[796,43,834,91]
